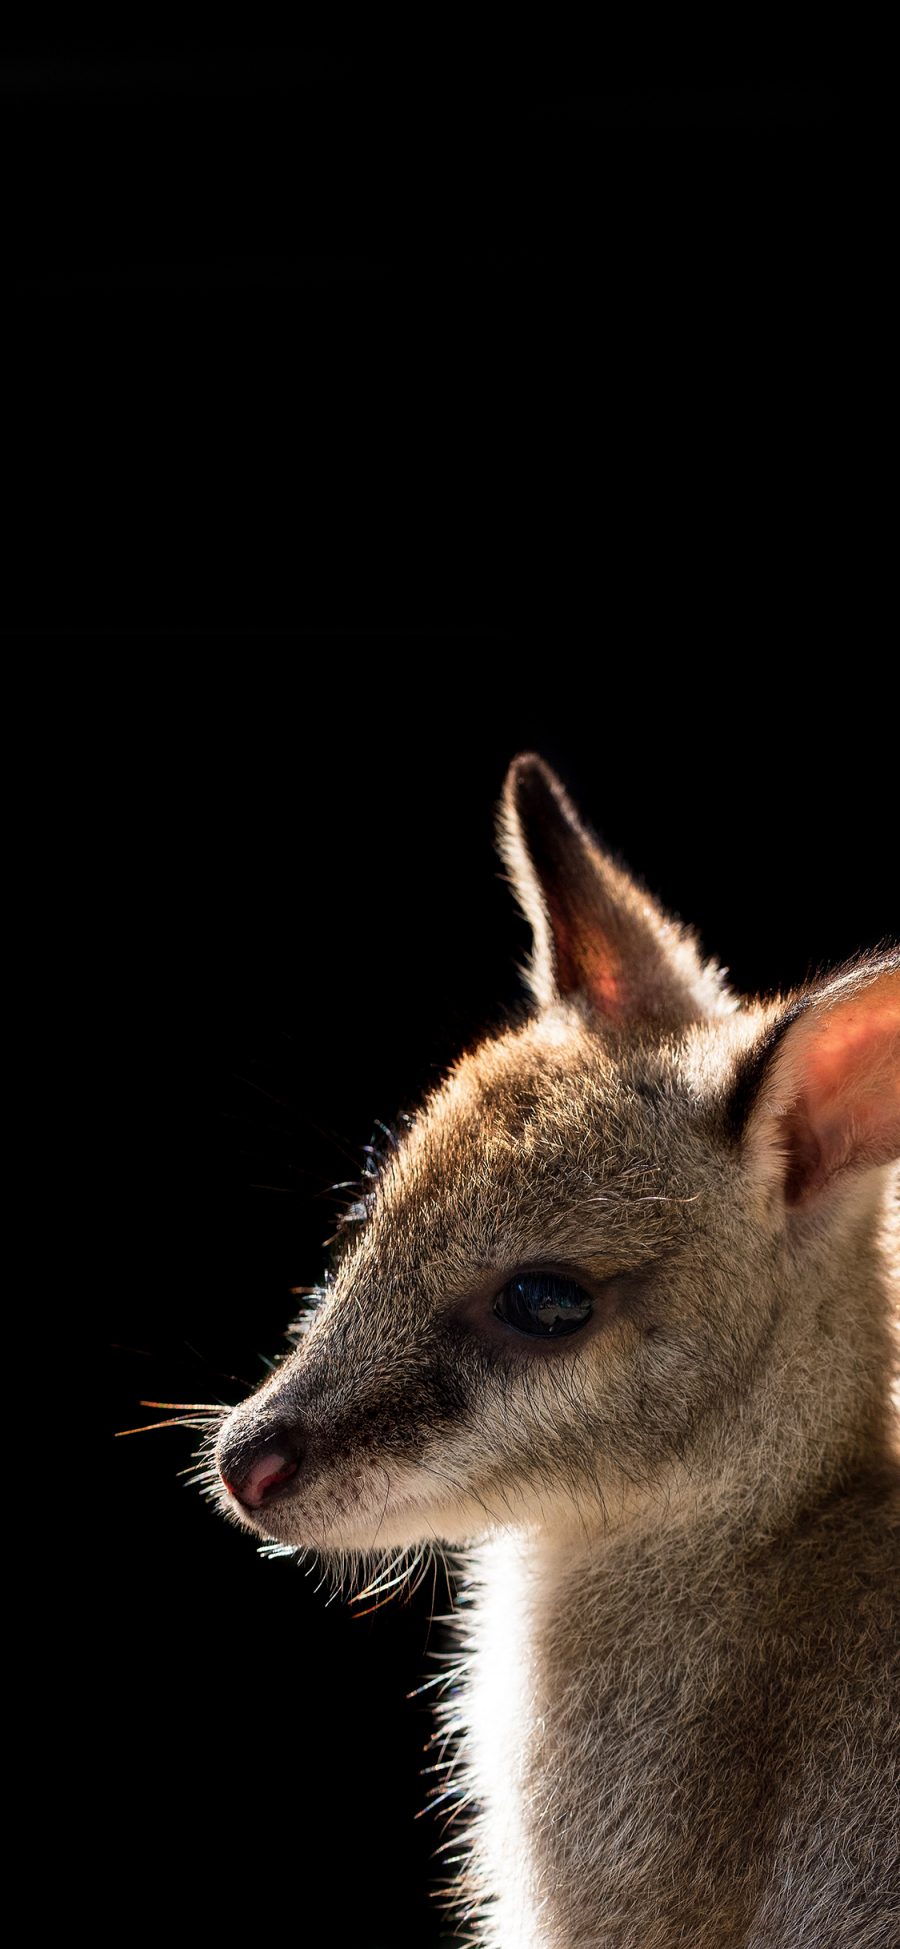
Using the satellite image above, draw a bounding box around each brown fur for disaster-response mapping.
[213,754,899,1947]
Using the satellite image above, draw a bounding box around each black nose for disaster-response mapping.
[217,1422,302,1510]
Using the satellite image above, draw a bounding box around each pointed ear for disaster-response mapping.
[497,753,729,1027]
[737,956,900,1208]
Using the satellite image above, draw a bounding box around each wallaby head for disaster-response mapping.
[214,755,899,1560]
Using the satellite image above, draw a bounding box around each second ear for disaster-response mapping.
[741,960,900,1208]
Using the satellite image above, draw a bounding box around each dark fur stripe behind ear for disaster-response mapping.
[726,1006,805,1141]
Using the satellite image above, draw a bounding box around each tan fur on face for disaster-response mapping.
[213,756,899,1948]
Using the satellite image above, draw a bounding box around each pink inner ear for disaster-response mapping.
[783,973,900,1202]
[588,957,625,1017]
[548,894,629,1019]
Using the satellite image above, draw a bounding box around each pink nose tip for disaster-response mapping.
[226,1451,298,1509]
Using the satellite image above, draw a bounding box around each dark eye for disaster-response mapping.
[493,1272,593,1338]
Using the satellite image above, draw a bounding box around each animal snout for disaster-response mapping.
[217,1420,302,1510]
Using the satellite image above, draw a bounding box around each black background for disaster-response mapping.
[17,32,888,1949]
[9,38,842,293]
[8,34,867,638]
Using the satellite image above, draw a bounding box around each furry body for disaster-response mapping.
[214,757,899,1946]
[465,1463,898,1948]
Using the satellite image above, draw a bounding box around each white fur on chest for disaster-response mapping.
[461,1531,559,1949]
[460,1526,692,1949]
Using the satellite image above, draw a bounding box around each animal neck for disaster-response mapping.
[451,1187,898,1949]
